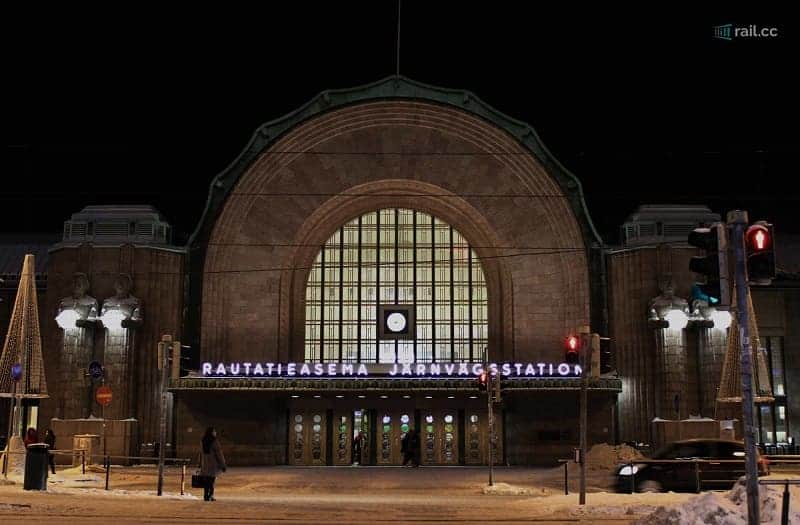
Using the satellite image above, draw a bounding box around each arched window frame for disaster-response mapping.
[304,208,487,363]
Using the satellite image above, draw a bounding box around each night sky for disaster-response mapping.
[4,4,797,244]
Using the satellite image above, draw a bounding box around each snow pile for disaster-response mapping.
[47,486,199,499]
[635,477,800,525]
[1,436,26,479]
[586,443,644,471]
[481,482,550,496]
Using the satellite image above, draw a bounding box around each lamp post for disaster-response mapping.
[3,363,22,478]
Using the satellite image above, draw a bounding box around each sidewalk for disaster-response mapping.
[0,465,698,524]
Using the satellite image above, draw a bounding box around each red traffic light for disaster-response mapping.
[565,335,580,364]
[566,335,580,352]
[746,224,770,252]
[745,222,776,285]
[477,371,489,390]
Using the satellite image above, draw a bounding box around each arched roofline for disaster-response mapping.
[187,75,603,253]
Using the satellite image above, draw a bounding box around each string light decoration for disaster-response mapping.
[715,286,773,405]
[0,254,49,398]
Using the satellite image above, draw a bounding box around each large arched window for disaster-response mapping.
[305,209,488,363]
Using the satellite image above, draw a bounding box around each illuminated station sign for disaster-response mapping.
[201,361,583,378]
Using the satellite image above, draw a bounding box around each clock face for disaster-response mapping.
[386,312,407,332]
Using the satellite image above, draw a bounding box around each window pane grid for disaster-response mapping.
[305,209,488,363]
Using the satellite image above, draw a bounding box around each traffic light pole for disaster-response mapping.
[157,335,171,497]
[729,210,759,525]
[579,328,589,505]
[484,348,494,487]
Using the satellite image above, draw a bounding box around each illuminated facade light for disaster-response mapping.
[711,309,732,330]
[100,309,126,330]
[55,309,80,329]
[665,309,688,330]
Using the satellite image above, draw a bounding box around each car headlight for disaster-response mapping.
[619,466,638,476]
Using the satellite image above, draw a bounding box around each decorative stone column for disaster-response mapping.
[55,273,98,419]
[693,302,731,418]
[648,274,690,421]
[99,274,142,420]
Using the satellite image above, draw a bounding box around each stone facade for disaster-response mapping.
[198,100,592,367]
[40,245,184,450]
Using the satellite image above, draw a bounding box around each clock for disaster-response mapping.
[386,312,407,333]
[378,305,415,339]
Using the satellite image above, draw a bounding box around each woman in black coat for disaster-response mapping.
[200,427,227,501]
[44,429,57,474]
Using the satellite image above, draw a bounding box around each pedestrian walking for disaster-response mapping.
[410,428,420,468]
[401,428,418,467]
[199,427,227,501]
[44,429,57,474]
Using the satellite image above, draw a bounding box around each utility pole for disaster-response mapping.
[484,347,494,487]
[156,334,172,497]
[728,210,760,525]
[579,326,590,505]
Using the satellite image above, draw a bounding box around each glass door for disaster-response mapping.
[333,412,352,465]
[289,410,327,465]
[421,410,459,465]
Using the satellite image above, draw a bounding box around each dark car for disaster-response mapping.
[615,438,770,493]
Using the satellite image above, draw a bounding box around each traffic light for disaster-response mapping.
[477,370,489,391]
[565,335,580,364]
[599,338,613,374]
[688,223,729,307]
[745,222,776,285]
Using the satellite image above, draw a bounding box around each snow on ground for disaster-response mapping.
[46,486,198,500]
[480,482,550,496]
[635,475,800,525]
[585,443,645,471]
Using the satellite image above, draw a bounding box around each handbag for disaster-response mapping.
[192,473,212,488]
[192,453,211,488]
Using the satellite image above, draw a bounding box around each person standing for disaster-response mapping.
[200,427,227,501]
[401,429,413,467]
[352,431,364,465]
[44,429,57,474]
[23,428,39,448]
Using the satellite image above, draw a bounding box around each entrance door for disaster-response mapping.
[376,410,414,465]
[420,409,459,465]
[289,410,327,465]
[332,411,352,465]
[332,409,372,465]
[464,411,485,465]
[353,409,371,465]
[463,408,503,465]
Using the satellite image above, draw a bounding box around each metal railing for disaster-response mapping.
[759,479,800,525]
[557,459,570,495]
[1,448,191,495]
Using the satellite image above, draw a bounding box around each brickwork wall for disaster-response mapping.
[503,393,616,465]
[201,101,591,366]
[41,245,184,450]
[174,392,288,466]
[58,326,94,418]
[607,245,700,443]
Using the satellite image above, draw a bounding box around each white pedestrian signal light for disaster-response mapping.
[745,222,776,285]
[688,223,729,307]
